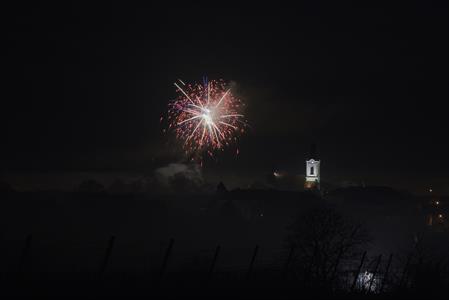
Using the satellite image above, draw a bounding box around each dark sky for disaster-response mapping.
[2,2,448,193]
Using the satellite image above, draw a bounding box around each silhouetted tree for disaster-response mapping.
[404,234,449,298]
[286,207,370,288]
[216,181,228,194]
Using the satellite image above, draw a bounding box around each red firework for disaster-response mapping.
[166,79,247,157]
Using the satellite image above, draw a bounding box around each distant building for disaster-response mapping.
[304,144,320,191]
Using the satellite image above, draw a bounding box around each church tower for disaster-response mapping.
[304,144,320,190]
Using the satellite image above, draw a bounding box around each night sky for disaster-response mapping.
[2,2,448,193]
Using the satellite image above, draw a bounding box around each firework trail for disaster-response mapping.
[165,79,247,159]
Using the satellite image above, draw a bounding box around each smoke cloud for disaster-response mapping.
[152,163,212,194]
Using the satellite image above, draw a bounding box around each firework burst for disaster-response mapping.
[165,79,247,158]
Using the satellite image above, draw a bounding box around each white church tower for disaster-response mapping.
[304,144,320,190]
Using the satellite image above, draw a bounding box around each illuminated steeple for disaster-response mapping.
[304,144,320,190]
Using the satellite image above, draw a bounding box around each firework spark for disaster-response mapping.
[166,79,247,158]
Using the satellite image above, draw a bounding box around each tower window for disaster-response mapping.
[310,166,314,175]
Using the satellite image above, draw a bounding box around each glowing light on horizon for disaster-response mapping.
[357,271,379,293]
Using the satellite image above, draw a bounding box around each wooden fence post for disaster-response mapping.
[208,245,221,281]
[380,253,393,293]
[246,245,259,281]
[159,238,174,280]
[367,254,382,293]
[99,236,115,278]
[350,251,366,291]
